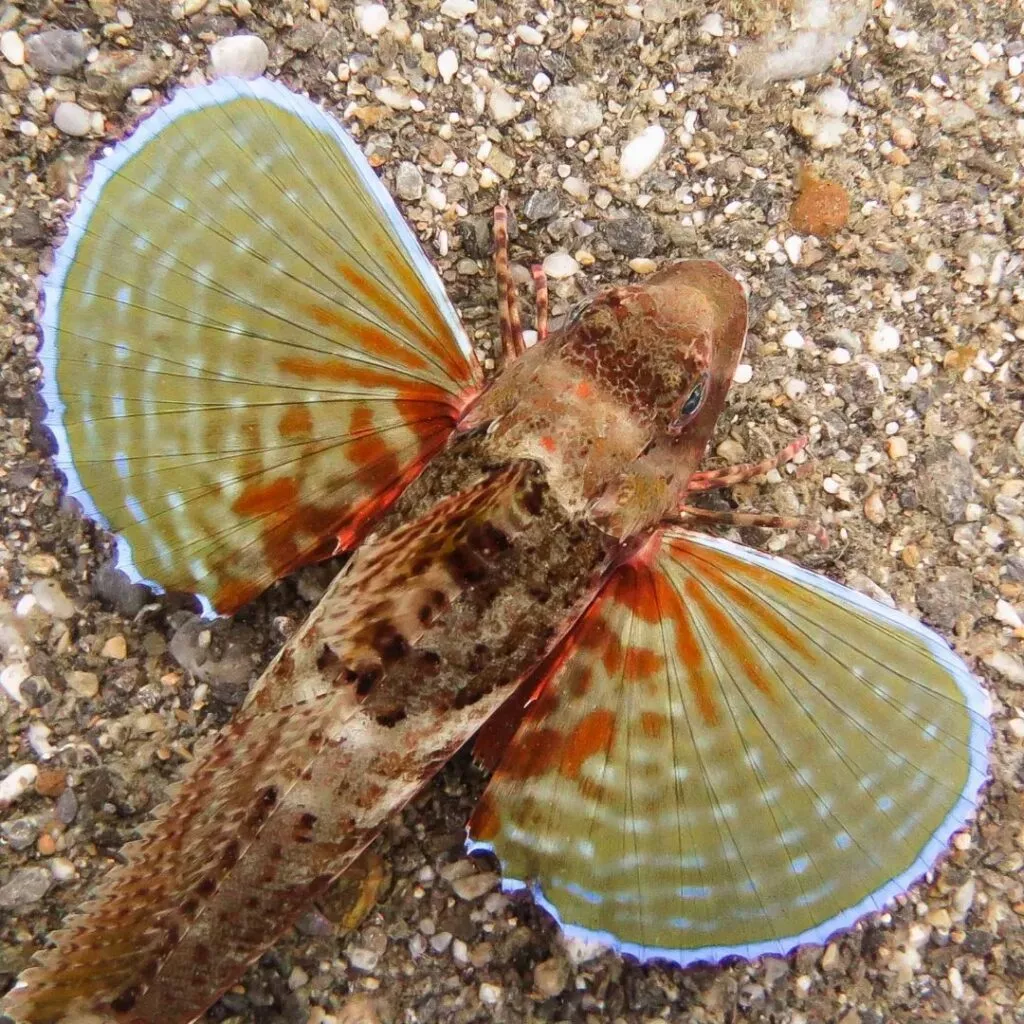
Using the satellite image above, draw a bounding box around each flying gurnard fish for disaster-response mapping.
[3,77,990,1024]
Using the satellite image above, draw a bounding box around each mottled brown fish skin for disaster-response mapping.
[2,436,613,1024]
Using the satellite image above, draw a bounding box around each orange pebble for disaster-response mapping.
[790,166,850,238]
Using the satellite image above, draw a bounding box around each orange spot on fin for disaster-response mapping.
[560,708,616,779]
[308,303,430,372]
[232,477,299,517]
[278,405,314,438]
[639,711,667,739]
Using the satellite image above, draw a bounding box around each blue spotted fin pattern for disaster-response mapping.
[40,77,482,613]
[470,527,990,962]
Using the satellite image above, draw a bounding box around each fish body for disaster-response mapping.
[2,77,989,1024]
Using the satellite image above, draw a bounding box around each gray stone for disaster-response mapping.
[55,787,78,825]
[919,442,975,525]
[603,212,655,256]
[916,566,974,630]
[9,207,44,246]
[1,816,40,851]
[543,85,602,137]
[53,101,91,137]
[395,161,424,201]
[25,29,89,75]
[523,189,560,222]
[0,866,52,908]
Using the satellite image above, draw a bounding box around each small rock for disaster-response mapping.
[451,871,500,901]
[287,965,309,990]
[533,956,569,997]
[916,567,973,630]
[699,12,725,36]
[357,3,389,37]
[55,787,79,825]
[781,329,805,350]
[10,208,45,247]
[619,123,666,181]
[1,817,40,851]
[919,443,975,525]
[394,161,423,201]
[437,48,458,83]
[347,947,380,972]
[479,983,502,1005]
[869,323,901,354]
[440,0,477,19]
[516,24,544,45]
[0,764,38,807]
[541,252,579,280]
[0,866,52,908]
[814,86,850,118]
[53,101,92,137]
[982,649,1024,685]
[603,212,654,256]
[863,491,886,525]
[544,85,602,137]
[733,364,753,385]
[524,189,560,221]
[1,29,25,66]
[210,34,269,80]
[84,51,164,106]
[32,579,75,619]
[488,86,520,125]
[66,670,100,698]
[429,931,452,953]
[102,634,128,659]
[790,168,849,238]
[629,257,657,274]
[25,29,89,74]
[35,768,66,797]
[1,663,30,705]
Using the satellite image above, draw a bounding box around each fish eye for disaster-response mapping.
[668,373,709,435]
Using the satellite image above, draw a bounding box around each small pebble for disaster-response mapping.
[209,34,269,80]
[733,363,753,384]
[1,29,25,66]
[887,436,909,459]
[784,378,807,400]
[25,29,89,74]
[828,347,851,365]
[781,329,805,350]
[533,957,569,997]
[533,71,551,93]
[628,257,657,274]
[437,48,458,83]
[544,85,602,137]
[451,871,500,901]
[783,235,803,264]
[102,634,128,659]
[32,579,75,619]
[440,0,477,19]
[478,983,502,1005]
[0,866,52,908]
[1,662,30,705]
[394,161,423,201]
[814,85,850,118]
[790,168,850,238]
[619,124,666,181]
[347,947,380,972]
[864,491,886,525]
[869,323,901,354]
[358,3,389,37]
[699,12,724,36]
[541,252,580,280]
[488,86,519,125]
[429,931,452,953]
[53,101,92,137]
[66,670,100,698]
[0,764,38,807]
[516,25,544,45]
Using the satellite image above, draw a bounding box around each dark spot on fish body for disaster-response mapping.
[445,543,489,585]
[196,876,217,898]
[317,644,340,671]
[111,986,140,1013]
[220,840,240,869]
[370,620,410,664]
[375,708,407,728]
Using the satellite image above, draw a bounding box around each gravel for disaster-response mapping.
[2,1,1023,1023]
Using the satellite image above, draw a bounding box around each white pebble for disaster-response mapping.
[516,25,544,45]
[0,663,29,706]
[28,723,55,761]
[425,185,447,211]
[699,12,724,36]
[53,101,91,137]
[822,476,841,495]
[440,0,477,19]
[969,41,990,66]
[542,252,580,280]
[995,600,1023,629]
[784,235,803,264]
[781,329,805,350]
[809,116,848,149]
[869,323,900,354]
[532,71,551,93]
[628,258,657,274]
[814,85,851,118]
[618,124,666,182]
[951,431,974,458]
[437,48,459,83]
[733,363,753,385]
[1009,55,1022,78]
[0,764,38,807]
[1,29,25,66]
[209,34,268,80]
[479,983,502,1005]
[784,379,808,401]
[358,3,390,37]
[19,120,38,138]
[828,347,851,365]
[925,252,944,273]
